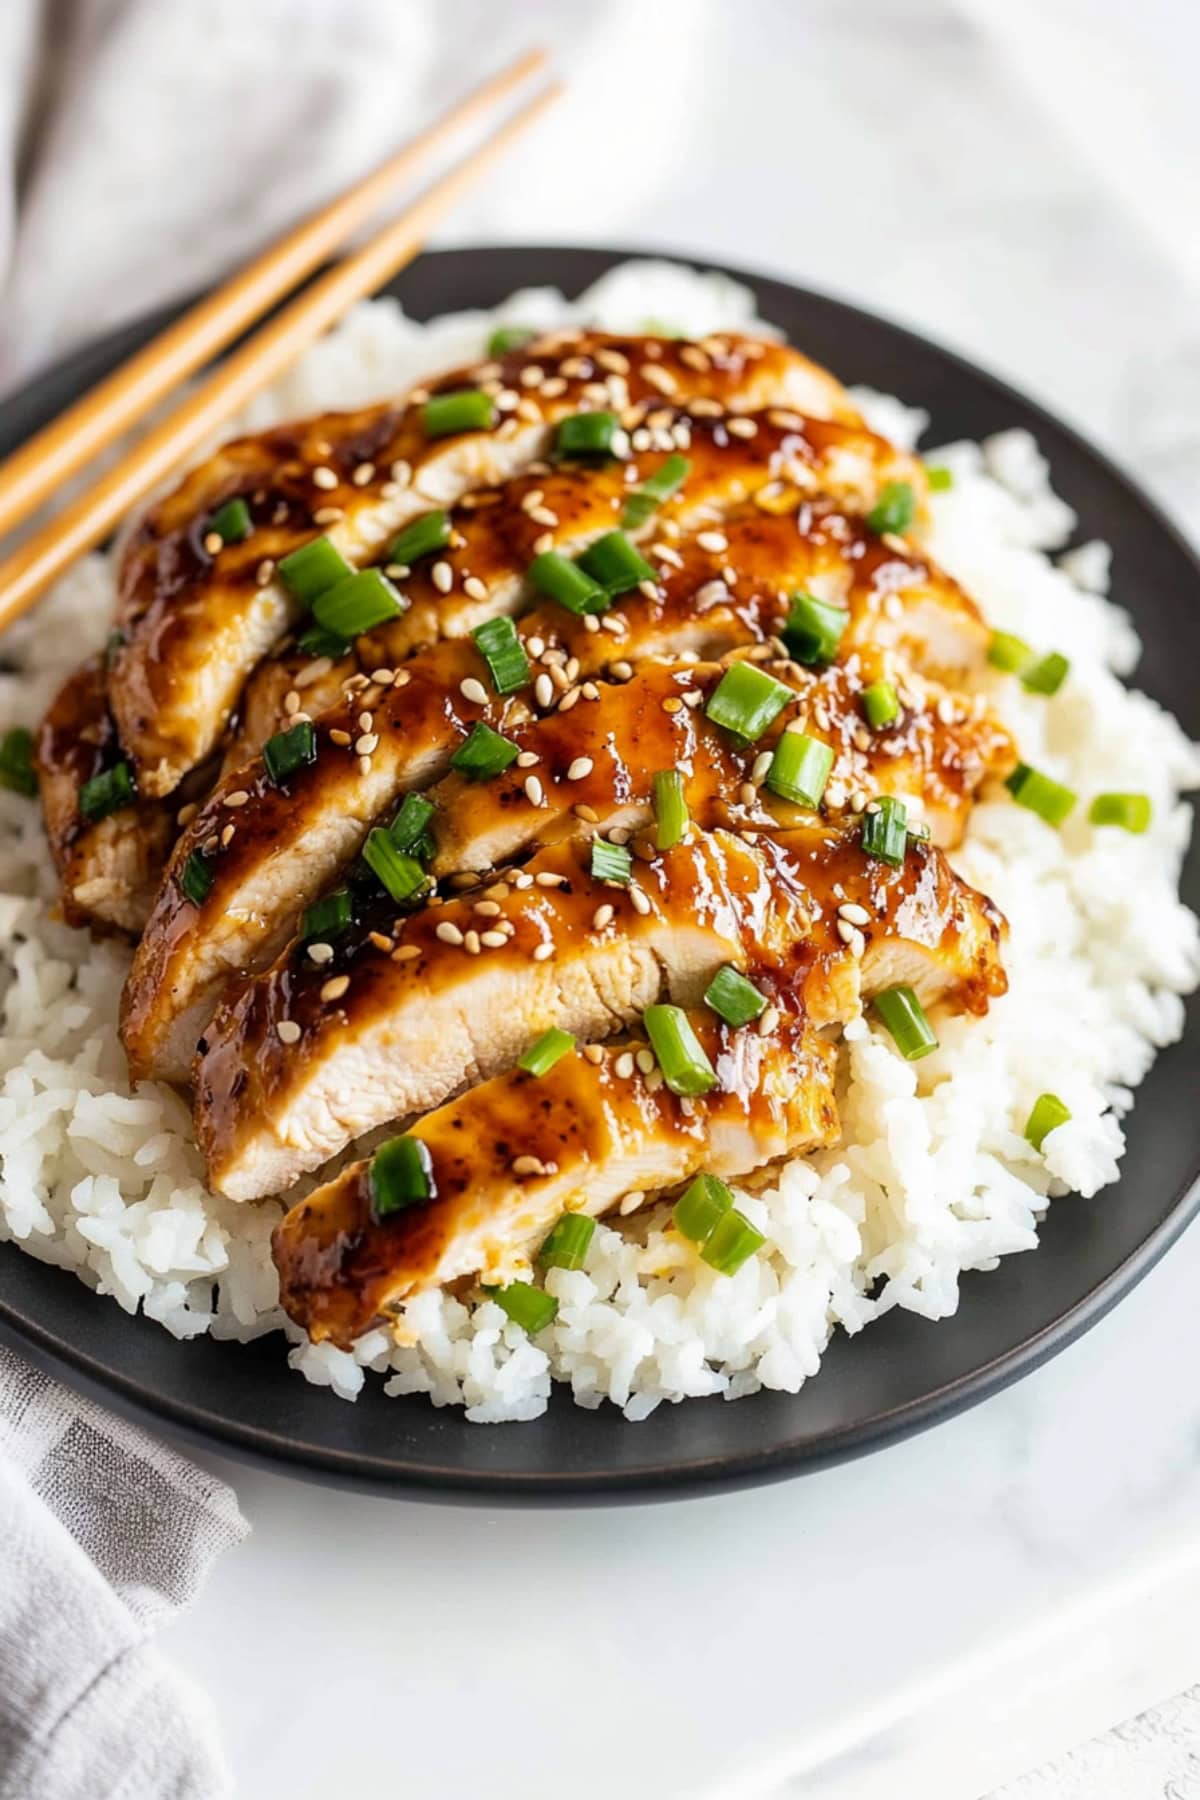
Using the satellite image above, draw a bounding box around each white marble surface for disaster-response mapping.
[81,3,1200,1794]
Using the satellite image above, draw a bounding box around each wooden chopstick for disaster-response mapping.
[0,77,561,635]
[0,46,548,543]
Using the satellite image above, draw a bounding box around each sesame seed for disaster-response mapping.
[635,1048,656,1075]
[480,930,507,949]
[573,803,599,822]
[176,802,198,827]
[313,506,343,526]
[524,776,545,807]
[511,1155,545,1177]
[519,365,545,388]
[330,728,352,747]
[582,1043,605,1065]
[307,942,335,964]
[392,944,421,963]
[641,364,677,395]
[615,1052,636,1079]
[629,885,652,915]
[727,416,757,439]
[459,677,489,705]
[516,751,540,770]
[355,733,378,755]
[463,576,488,602]
[526,636,545,659]
[529,505,558,528]
[558,687,581,712]
[352,462,375,486]
[224,790,249,808]
[536,871,566,887]
[849,928,866,959]
[739,781,757,807]
[609,660,633,682]
[838,902,871,926]
[592,904,614,930]
[835,918,855,944]
[532,942,555,962]
[513,873,534,889]
[581,681,600,700]
[600,615,627,636]
[436,922,464,946]
[277,1020,302,1044]
[311,466,338,490]
[357,711,373,732]
[697,530,728,553]
[567,757,594,782]
[534,673,554,709]
[203,530,223,555]
[474,900,502,917]
[637,579,659,602]
[752,751,773,783]
[463,931,481,956]
[758,1004,781,1036]
[320,975,350,1002]
[619,1190,645,1215]
[533,531,555,555]
[431,560,453,594]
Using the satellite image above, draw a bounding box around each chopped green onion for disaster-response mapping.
[78,761,135,822]
[0,727,36,797]
[782,593,849,666]
[450,721,519,781]
[705,663,792,746]
[576,531,655,597]
[925,466,954,492]
[104,629,126,669]
[472,616,530,694]
[180,850,213,907]
[1024,1092,1071,1151]
[554,410,619,459]
[538,1212,595,1270]
[866,479,916,536]
[643,1005,718,1096]
[487,325,535,357]
[362,828,429,903]
[528,550,608,616]
[302,888,352,941]
[278,534,352,604]
[1021,652,1070,696]
[621,453,691,529]
[591,840,632,884]
[422,388,497,438]
[369,1134,436,1220]
[861,680,900,729]
[488,1280,558,1333]
[873,985,938,1061]
[1089,791,1152,834]
[519,1028,576,1078]
[209,497,251,544]
[986,630,1033,674]
[312,568,404,639]
[1006,762,1076,826]
[860,795,909,865]
[652,768,690,849]
[701,1208,766,1276]
[262,721,316,787]
[704,965,767,1028]
[673,1173,734,1243]
[389,792,436,856]
[296,623,351,659]
[388,509,450,566]
[766,730,833,808]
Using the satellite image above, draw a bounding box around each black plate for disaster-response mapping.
[1,245,1197,1503]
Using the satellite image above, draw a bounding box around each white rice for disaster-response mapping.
[1,260,1196,1423]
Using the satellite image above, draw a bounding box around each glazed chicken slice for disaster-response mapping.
[194,824,1006,1201]
[427,654,1015,878]
[271,1011,840,1348]
[35,659,175,933]
[108,331,854,797]
[123,497,978,1080]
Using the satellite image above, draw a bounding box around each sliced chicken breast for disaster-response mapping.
[35,659,174,934]
[194,824,1005,1201]
[122,494,971,1080]
[272,1011,840,1347]
[109,332,851,797]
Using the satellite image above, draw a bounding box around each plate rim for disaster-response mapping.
[1,240,1197,1504]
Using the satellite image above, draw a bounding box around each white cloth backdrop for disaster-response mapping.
[0,3,1198,1796]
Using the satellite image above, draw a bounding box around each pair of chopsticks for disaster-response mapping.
[0,49,559,634]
